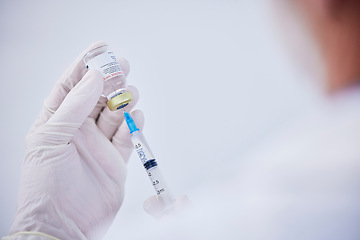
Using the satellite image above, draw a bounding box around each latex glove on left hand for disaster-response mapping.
[6,42,144,240]
[144,195,192,219]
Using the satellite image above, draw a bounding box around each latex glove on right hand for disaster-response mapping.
[144,195,192,219]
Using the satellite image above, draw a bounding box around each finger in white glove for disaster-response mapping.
[28,41,106,134]
[144,195,192,219]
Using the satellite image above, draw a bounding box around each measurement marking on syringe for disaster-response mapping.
[124,110,175,206]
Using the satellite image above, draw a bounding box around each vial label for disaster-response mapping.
[86,51,123,81]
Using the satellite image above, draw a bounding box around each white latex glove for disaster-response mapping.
[143,195,192,219]
[5,42,144,240]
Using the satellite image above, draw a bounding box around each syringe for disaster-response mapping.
[124,111,175,208]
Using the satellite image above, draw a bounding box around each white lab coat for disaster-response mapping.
[132,86,360,240]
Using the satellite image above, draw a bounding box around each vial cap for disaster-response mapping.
[107,92,133,111]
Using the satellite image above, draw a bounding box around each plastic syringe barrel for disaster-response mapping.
[124,111,175,207]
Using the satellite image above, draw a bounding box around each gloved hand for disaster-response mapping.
[5,42,144,240]
[143,195,192,219]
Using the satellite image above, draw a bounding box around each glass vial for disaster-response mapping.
[83,45,133,111]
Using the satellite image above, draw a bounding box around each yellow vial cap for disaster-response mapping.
[107,92,133,111]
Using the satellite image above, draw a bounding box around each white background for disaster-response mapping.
[0,0,319,238]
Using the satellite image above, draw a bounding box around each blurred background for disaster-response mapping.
[0,0,320,238]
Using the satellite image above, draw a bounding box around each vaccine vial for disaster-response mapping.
[83,45,133,111]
